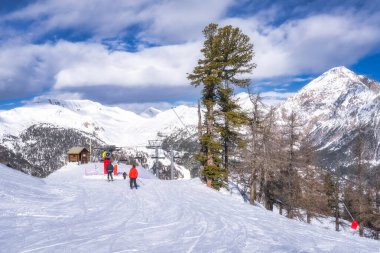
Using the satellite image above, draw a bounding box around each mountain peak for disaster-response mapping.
[140,107,162,118]
[282,66,380,118]
[325,66,353,75]
[299,66,362,94]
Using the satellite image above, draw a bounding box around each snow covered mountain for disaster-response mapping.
[0,163,378,252]
[280,66,380,169]
[0,98,197,146]
[0,99,198,176]
[1,66,379,176]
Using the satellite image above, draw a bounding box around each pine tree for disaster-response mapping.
[188,23,255,190]
[215,85,248,181]
[187,24,224,189]
[213,25,255,177]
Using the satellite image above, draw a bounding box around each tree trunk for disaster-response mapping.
[206,104,215,167]
[249,178,256,205]
[265,199,273,211]
[335,212,340,231]
[359,222,364,237]
[224,140,228,181]
[279,204,283,215]
[207,178,212,188]
[287,207,293,219]
[306,211,311,224]
[197,100,202,141]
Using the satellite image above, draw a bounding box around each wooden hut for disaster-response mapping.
[67,147,90,164]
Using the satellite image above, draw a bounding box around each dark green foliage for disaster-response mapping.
[216,85,248,175]
[187,23,255,190]
[202,165,226,190]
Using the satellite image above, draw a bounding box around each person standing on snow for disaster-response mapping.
[129,164,138,189]
[106,162,114,181]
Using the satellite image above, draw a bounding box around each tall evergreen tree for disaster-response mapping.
[188,24,223,189]
[188,23,255,190]
[214,25,255,176]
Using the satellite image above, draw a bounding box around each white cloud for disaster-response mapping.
[222,12,380,78]
[54,42,202,88]
[137,0,234,43]
[1,1,380,105]
[2,0,233,43]
[115,101,195,114]
[25,91,84,105]
[0,40,202,97]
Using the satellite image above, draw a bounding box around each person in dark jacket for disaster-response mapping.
[122,172,127,180]
[106,162,114,181]
[129,165,138,189]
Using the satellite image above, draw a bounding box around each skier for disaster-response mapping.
[129,164,138,189]
[106,161,114,181]
[122,172,127,180]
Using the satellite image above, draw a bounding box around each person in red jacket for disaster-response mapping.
[129,164,138,189]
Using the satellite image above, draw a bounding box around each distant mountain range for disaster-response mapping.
[0,98,198,177]
[1,66,379,176]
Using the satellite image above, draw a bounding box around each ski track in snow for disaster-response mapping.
[0,163,379,253]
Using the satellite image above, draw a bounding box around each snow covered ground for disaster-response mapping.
[0,163,379,253]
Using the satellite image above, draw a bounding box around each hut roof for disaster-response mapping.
[67,147,88,154]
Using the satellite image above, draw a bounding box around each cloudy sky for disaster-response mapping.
[0,0,379,112]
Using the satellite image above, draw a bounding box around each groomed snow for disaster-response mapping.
[0,163,378,252]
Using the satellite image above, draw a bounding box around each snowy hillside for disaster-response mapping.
[0,163,378,252]
[0,99,198,147]
[280,66,380,168]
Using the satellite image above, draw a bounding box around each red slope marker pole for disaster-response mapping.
[342,202,358,230]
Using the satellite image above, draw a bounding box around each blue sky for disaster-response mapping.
[0,0,379,112]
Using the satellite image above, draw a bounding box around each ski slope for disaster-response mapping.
[0,163,378,253]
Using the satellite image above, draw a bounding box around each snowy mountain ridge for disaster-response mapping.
[0,100,198,176]
[280,66,380,167]
[0,100,198,147]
